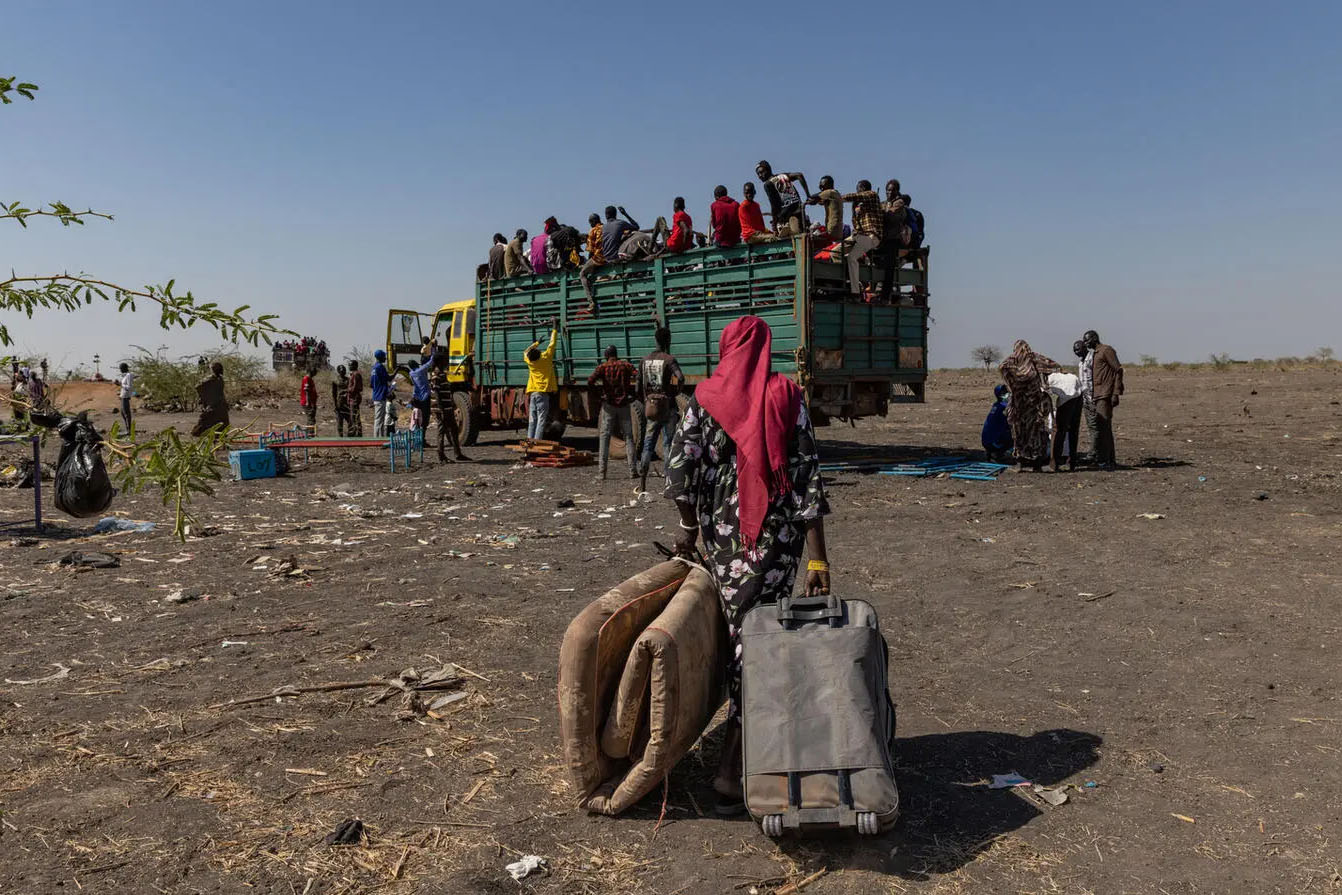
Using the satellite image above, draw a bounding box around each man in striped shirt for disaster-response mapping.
[587,345,639,480]
[841,180,884,295]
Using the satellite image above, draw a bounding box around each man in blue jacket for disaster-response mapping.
[371,350,392,437]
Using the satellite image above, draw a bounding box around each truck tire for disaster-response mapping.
[453,392,478,446]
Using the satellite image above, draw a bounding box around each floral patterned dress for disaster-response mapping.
[665,395,830,718]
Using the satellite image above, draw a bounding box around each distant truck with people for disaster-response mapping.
[386,239,928,446]
[271,336,331,372]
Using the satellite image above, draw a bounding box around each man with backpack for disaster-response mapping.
[637,326,685,493]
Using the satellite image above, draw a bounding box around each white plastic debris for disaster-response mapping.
[505,855,546,880]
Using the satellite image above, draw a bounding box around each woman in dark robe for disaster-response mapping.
[666,315,831,814]
[998,340,1060,470]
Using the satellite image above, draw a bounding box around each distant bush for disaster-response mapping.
[1139,354,1158,366]
[127,346,268,411]
[1208,353,1233,368]
[970,345,1003,370]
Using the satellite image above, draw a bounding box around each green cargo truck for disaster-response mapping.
[388,238,928,444]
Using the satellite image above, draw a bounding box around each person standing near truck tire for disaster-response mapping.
[588,345,639,480]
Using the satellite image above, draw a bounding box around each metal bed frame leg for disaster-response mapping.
[32,435,42,532]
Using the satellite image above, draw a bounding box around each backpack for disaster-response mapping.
[905,207,925,248]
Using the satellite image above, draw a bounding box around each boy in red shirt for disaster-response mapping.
[738,182,776,244]
[666,197,693,254]
[299,366,318,432]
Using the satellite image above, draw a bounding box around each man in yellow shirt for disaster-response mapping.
[525,318,560,440]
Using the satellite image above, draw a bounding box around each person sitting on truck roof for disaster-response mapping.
[600,205,639,262]
[616,216,671,262]
[709,186,741,248]
[579,213,605,309]
[841,180,884,296]
[545,217,583,270]
[530,221,554,275]
[487,233,507,280]
[738,182,775,244]
[505,229,532,277]
[807,175,845,244]
[588,345,639,481]
[665,197,693,254]
[524,320,560,441]
[755,160,810,237]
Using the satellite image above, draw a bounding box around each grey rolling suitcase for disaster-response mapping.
[739,593,898,837]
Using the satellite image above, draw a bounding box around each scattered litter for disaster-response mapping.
[1137,513,1165,520]
[505,855,547,880]
[1080,590,1116,602]
[555,587,576,593]
[323,818,365,846]
[92,517,156,534]
[1198,476,1208,483]
[557,498,575,508]
[54,551,120,569]
[1254,492,1270,501]
[5,663,71,685]
[1148,763,1165,774]
[596,513,612,519]
[1171,813,1196,824]
[1033,785,1069,807]
[221,640,250,648]
[428,691,469,711]
[401,512,424,519]
[979,537,996,544]
[990,772,1030,789]
[164,588,203,605]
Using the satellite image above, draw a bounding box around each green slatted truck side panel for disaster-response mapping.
[474,239,928,425]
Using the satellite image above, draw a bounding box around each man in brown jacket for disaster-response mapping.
[1083,330,1124,470]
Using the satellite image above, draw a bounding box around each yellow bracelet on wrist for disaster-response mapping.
[807,559,830,572]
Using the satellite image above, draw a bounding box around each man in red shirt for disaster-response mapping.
[738,182,776,244]
[708,185,741,248]
[299,365,318,433]
[666,197,693,254]
[587,345,639,480]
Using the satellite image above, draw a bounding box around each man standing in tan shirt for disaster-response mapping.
[1083,329,1124,470]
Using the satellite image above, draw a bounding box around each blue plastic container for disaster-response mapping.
[229,449,277,481]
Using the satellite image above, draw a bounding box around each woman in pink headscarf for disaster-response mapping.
[666,314,831,814]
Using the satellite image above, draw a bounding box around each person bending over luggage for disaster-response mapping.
[981,384,1013,462]
[666,314,831,815]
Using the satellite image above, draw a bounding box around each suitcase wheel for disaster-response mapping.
[857,811,879,836]
[761,814,784,838]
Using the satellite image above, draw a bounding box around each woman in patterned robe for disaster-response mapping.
[665,315,830,814]
[999,339,1061,471]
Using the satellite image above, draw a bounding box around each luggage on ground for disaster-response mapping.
[740,593,898,837]
[557,560,726,815]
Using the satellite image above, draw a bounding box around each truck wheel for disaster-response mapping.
[453,392,478,446]
[762,814,784,838]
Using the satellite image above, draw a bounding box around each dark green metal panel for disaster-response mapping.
[475,241,928,397]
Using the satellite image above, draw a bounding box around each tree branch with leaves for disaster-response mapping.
[4,74,295,539]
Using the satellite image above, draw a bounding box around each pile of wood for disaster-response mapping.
[508,439,595,468]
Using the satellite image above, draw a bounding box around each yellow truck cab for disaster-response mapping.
[386,300,476,385]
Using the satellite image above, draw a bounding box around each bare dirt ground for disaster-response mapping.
[2,365,1341,895]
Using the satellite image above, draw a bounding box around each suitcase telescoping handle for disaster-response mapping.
[775,593,843,629]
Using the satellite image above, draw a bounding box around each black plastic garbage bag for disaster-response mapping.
[50,412,115,518]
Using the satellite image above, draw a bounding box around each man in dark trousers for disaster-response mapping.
[346,360,364,437]
[1083,329,1124,470]
[332,365,351,436]
[637,326,685,492]
[430,354,470,462]
[587,345,639,480]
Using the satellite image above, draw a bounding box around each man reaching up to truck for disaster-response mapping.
[755,160,810,237]
[525,320,560,441]
[588,345,640,481]
[841,180,885,296]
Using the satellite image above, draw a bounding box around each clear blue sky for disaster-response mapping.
[6,0,1340,371]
